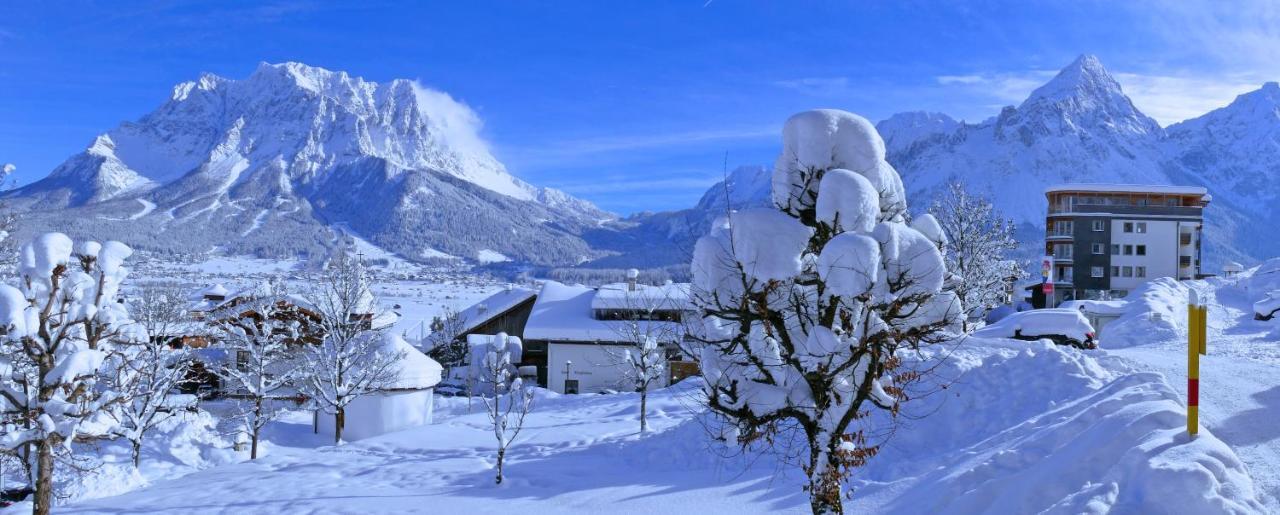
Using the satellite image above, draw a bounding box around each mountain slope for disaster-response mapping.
[7,62,611,266]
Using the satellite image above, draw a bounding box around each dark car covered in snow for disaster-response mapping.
[973,309,1098,349]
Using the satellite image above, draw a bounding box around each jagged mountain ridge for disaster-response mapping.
[633,54,1280,270]
[7,62,613,266]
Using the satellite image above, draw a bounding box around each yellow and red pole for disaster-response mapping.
[1188,289,1207,436]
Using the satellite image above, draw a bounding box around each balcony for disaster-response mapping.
[1049,203,1203,217]
[1046,230,1073,241]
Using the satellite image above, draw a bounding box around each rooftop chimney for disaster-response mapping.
[626,268,640,292]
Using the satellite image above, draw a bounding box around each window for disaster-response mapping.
[1053,244,1072,259]
[1136,222,1147,233]
[1092,243,1104,254]
[1136,266,1146,278]
[1092,220,1106,232]
[1136,245,1146,256]
[1180,256,1192,267]
[1123,266,1134,278]
[1124,245,1134,255]
[1111,244,1120,255]
[1123,222,1134,233]
[1112,266,1121,277]
[1091,266,1104,278]
[1166,197,1180,207]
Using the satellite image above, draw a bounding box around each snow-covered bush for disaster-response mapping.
[693,110,961,514]
[0,233,144,515]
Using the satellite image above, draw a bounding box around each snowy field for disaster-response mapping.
[6,253,1278,514]
[50,334,1264,514]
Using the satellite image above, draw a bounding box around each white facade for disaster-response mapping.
[317,389,435,441]
[547,343,624,394]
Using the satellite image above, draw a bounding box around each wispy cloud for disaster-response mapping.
[553,176,723,196]
[500,126,776,168]
[933,70,1057,106]
[934,67,1270,125]
[773,77,853,97]
[1112,73,1265,125]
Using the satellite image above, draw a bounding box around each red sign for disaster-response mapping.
[1043,282,1055,295]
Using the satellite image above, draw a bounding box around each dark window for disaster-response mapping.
[1124,245,1133,255]
[1136,222,1147,234]
[1111,266,1121,276]
[1123,222,1134,233]
[1136,267,1146,278]
[1136,245,1146,256]
[1122,266,1133,278]
[1092,220,1106,232]
[1091,243,1104,255]
[1111,244,1120,255]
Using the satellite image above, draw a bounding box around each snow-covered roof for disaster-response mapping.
[523,281,684,343]
[1045,183,1210,199]
[379,334,443,390]
[456,285,538,334]
[589,282,691,311]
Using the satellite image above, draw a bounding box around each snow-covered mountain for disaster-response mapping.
[878,54,1279,268]
[632,55,1280,271]
[8,62,612,266]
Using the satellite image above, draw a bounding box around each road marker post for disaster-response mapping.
[1188,289,1207,436]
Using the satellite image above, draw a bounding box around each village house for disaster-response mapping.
[456,274,697,394]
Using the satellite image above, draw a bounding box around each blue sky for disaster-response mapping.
[2,1,1279,214]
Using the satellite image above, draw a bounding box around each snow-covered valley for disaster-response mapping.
[5,254,1270,514]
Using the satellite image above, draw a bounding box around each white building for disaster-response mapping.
[316,334,443,441]
[516,278,692,394]
[1043,184,1209,304]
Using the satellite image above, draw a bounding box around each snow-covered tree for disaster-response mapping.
[692,110,962,515]
[478,332,532,485]
[929,181,1022,327]
[0,233,141,515]
[112,281,196,467]
[299,251,404,444]
[210,281,302,460]
[600,273,680,433]
[618,337,665,433]
[424,306,467,371]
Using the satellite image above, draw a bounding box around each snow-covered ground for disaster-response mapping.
[9,253,1277,514]
[49,336,1262,514]
[1104,273,1280,512]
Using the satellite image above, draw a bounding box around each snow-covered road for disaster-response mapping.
[1111,279,1280,512]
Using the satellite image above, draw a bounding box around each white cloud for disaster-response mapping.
[1113,73,1265,126]
[934,68,1270,126]
[410,81,491,155]
[933,70,1058,107]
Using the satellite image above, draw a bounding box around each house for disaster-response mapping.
[1043,184,1209,304]
[315,333,443,441]
[453,285,539,342]
[521,277,692,394]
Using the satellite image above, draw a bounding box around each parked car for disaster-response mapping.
[1255,292,1280,321]
[973,308,1098,349]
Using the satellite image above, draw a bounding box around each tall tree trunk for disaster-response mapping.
[639,389,648,433]
[334,408,344,445]
[33,439,54,515]
[131,439,142,468]
[495,448,505,485]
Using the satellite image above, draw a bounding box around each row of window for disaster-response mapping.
[1089,220,1148,233]
[1088,266,1147,278]
[1091,243,1147,256]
